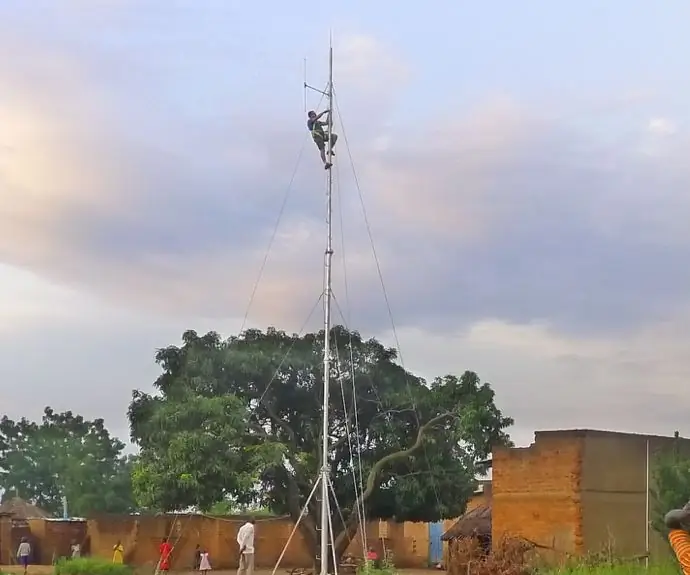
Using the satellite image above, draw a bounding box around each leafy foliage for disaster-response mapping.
[129,327,513,560]
[651,432,690,536]
[205,499,275,516]
[358,563,396,575]
[0,407,136,516]
[54,557,133,575]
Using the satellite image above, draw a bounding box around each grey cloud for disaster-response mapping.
[0,319,163,441]
[5,2,690,451]
[5,305,690,449]
[2,4,690,342]
[355,116,690,336]
[394,322,690,449]
[0,309,246,442]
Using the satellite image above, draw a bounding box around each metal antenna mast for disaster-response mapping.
[305,35,335,575]
[319,37,335,575]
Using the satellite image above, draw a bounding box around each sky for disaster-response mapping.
[2,1,690,450]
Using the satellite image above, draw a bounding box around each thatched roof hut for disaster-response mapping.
[0,497,50,519]
[441,503,491,541]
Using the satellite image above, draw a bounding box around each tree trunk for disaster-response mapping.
[334,511,362,564]
[296,514,353,572]
[334,527,357,562]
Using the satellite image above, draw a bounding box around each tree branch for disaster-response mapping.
[281,464,318,561]
[333,412,453,555]
[371,408,417,422]
[330,411,358,453]
[249,421,312,496]
[265,403,297,446]
[360,412,452,503]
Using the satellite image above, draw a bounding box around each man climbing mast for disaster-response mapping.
[307,109,338,169]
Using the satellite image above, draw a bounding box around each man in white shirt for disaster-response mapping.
[236,517,256,575]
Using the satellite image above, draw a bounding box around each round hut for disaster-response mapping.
[0,497,48,564]
[441,503,492,570]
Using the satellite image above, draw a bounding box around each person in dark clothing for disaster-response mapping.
[307,109,338,169]
[194,544,202,570]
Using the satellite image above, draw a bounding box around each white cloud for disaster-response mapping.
[391,313,690,447]
[648,117,677,136]
[3,269,690,450]
[336,35,410,95]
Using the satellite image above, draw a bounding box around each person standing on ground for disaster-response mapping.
[665,501,690,574]
[112,540,125,564]
[159,537,173,572]
[194,543,202,570]
[236,517,256,575]
[70,540,81,559]
[17,537,31,575]
[199,547,212,575]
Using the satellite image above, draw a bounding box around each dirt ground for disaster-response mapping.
[1,568,439,575]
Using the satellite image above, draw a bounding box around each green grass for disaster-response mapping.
[543,562,680,575]
[54,557,133,575]
[357,566,396,575]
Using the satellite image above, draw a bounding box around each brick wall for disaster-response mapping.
[85,514,313,569]
[4,515,431,568]
[393,522,429,567]
[492,433,584,555]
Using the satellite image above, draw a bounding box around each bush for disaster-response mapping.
[357,551,396,575]
[54,557,133,575]
[545,562,679,575]
[448,536,533,575]
[358,564,396,575]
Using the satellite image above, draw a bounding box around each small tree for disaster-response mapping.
[651,431,690,535]
[0,408,136,516]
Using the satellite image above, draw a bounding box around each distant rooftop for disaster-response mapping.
[0,497,49,519]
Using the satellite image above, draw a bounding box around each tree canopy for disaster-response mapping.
[129,326,513,561]
[0,407,136,516]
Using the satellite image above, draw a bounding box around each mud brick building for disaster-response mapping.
[492,429,690,560]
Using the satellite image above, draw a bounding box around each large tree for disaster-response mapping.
[129,327,513,563]
[0,407,136,516]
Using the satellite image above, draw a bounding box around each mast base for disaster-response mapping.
[268,474,339,575]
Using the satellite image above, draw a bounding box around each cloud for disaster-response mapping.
[394,313,690,446]
[648,117,677,136]
[3,4,690,453]
[0,19,415,328]
[3,275,690,448]
[334,34,411,109]
[349,102,690,335]
[3,17,690,340]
